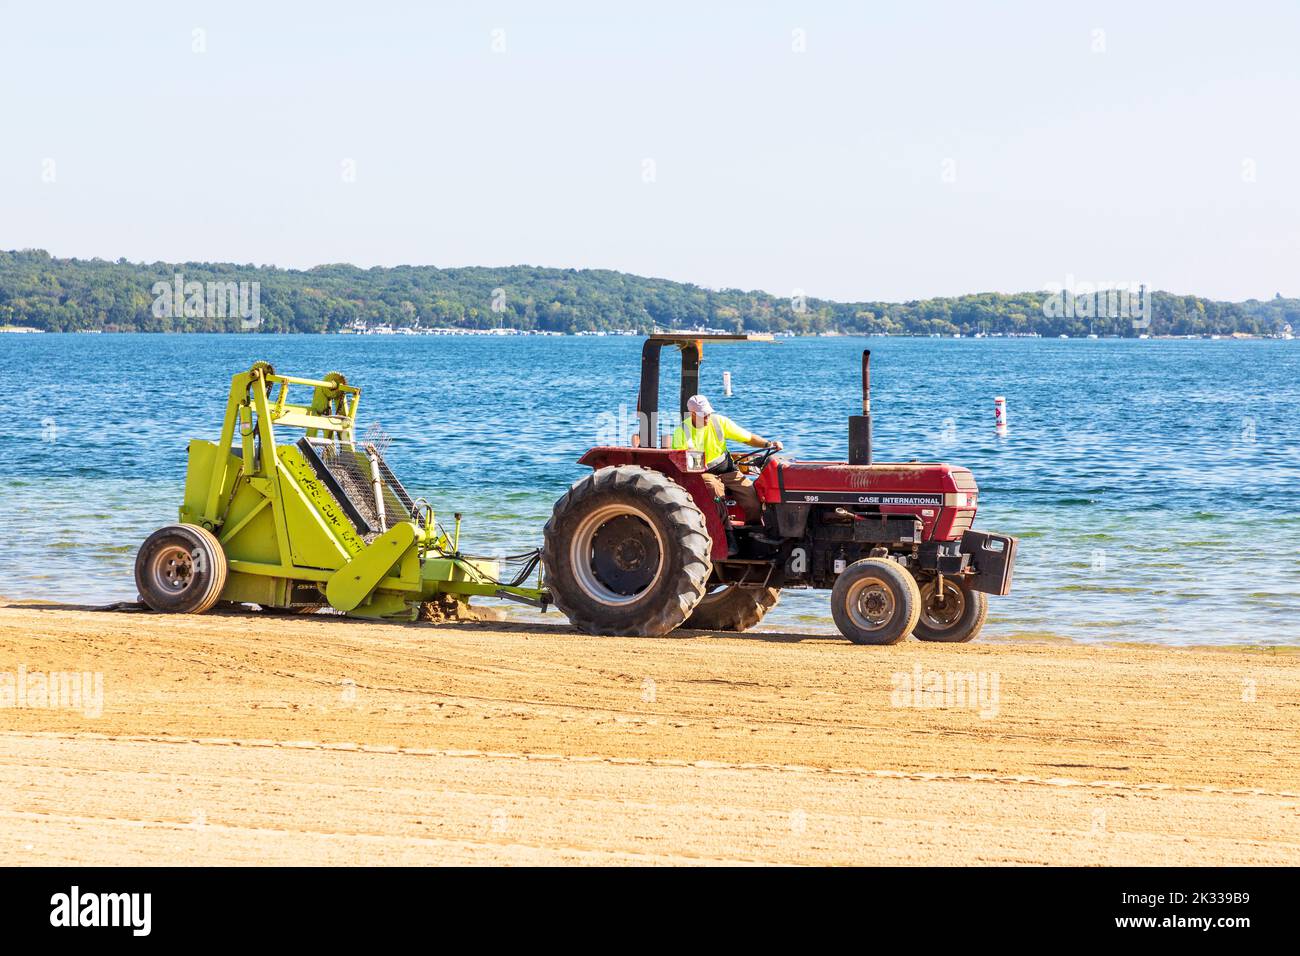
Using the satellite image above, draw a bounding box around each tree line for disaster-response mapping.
[2,248,1295,337]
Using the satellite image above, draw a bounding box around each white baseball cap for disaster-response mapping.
[687,394,714,416]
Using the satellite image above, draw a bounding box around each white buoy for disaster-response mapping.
[994,396,1008,436]
[723,370,733,396]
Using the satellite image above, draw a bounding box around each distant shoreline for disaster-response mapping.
[4,250,1296,339]
[2,326,1294,341]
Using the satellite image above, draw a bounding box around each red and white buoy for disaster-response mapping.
[723,370,733,397]
[994,396,1008,436]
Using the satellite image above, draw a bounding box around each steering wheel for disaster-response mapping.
[732,446,780,472]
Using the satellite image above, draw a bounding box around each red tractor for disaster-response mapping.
[542,334,1017,644]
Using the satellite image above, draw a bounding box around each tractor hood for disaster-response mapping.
[754,460,979,509]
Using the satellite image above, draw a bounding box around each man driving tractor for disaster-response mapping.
[671,394,782,524]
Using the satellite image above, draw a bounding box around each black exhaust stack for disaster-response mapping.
[848,349,872,465]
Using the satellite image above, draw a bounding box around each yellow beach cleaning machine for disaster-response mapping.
[133,361,549,620]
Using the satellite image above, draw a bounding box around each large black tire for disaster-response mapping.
[684,584,780,632]
[134,524,228,614]
[830,558,921,645]
[543,466,712,636]
[912,576,988,643]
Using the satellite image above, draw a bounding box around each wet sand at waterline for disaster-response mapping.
[1,599,1297,865]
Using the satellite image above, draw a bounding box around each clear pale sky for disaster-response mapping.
[1,1,1297,301]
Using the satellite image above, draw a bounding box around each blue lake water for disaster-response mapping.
[2,333,1297,646]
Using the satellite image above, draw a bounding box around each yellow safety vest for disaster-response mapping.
[671,415,752,466]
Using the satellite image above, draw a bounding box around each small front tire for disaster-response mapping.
[912,576,988,643]
[830,558,921,645]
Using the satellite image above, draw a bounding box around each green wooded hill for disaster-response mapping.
[2,248,1296,337]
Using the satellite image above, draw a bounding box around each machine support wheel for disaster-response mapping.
[830,558,921,645]
[912,575,988,643]
[134,524,228,614]
[543,466,712,636]
[684,584,781,632]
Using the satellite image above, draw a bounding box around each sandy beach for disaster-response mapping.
[0,599,1297,865]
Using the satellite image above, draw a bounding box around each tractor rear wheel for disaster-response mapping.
[685,583,780,632]
[134,524,228,614]
[543,466,712,636]
[830,558,921,645]
[912,576,988,643]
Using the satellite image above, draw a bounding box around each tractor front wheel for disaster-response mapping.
[134,524,228,614]
[543,466,712,636]
[830,558,921,645]
[684,583,780,632]
[912,575,988,643]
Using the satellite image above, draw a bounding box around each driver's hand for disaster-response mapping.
[768,440,784,452]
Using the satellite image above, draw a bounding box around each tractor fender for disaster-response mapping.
[576,447,728,561]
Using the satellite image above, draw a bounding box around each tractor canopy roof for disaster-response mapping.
[637,334,774,446]
[645,332,774,345]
